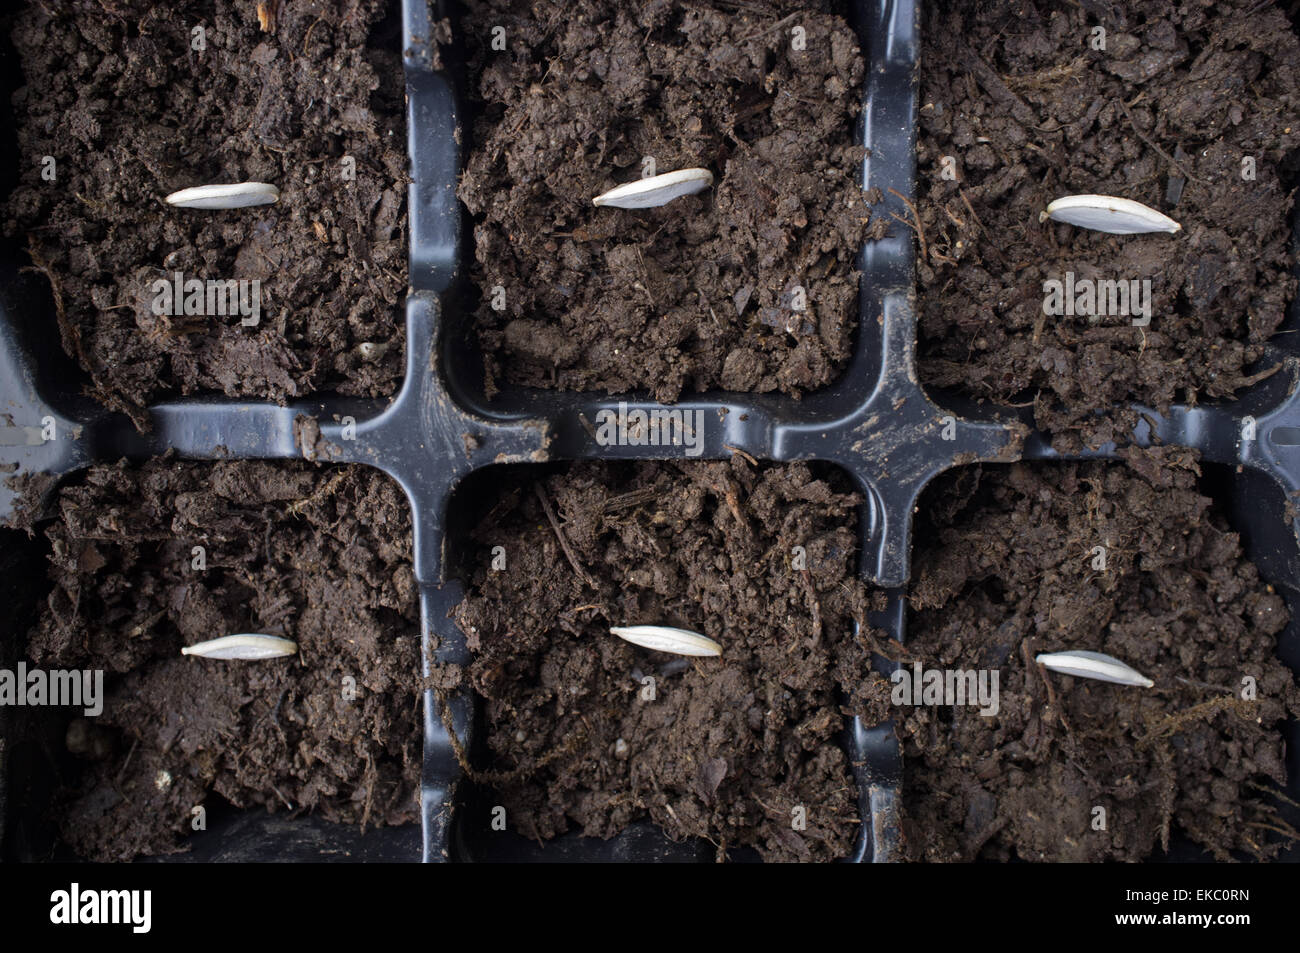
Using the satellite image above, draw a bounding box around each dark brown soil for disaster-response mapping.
[447,459,889,861]
[457,0,875,401]
[5,0,408,429]
[901,450,1300,861]
[916,0,1300,451]
[24,458,420,861]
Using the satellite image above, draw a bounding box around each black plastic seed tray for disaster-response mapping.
[1,0,1298,863]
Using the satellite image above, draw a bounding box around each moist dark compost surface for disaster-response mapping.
[916,0,1300,451]
[23,459,420,861]
[5,0,408,429]
[448,460,889,861]
[457,0,875,401]
[902,451,1300,861]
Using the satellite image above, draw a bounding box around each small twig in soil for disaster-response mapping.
[887,188,928,263]
[303,17,324,55]
[434,688,589,786]
[1003,56,1090,92]
[717,477,752,541]
[724,444,758,466]
[1138,695,1254,749]
[1238,0,1278,18]
[115,737,140,787]
[700,290,722,329]
[736,12,802,44]
[1031,309,1046,347]
[1022,639,1068,731]
[1247,780,1300,811]
[1245,819,1300,842]
[602,486,659,512]
[473,486,522,538]
[287,470,348,518]
[634,248,656,308]
[534,484,596,590]
[1166,144,1190,206]
[432,691,475,777]
[1236,362,1284,389]
[960,44,1044,130]
[1021,640,1043,695]
[956,188,1009,269]
[1174,675,1236,693]
[1152,744,1176,852]
[1115,98,1202,184]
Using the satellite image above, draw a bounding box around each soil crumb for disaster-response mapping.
[450,459,889,862]
[458,0,874,401]
[902,451,1300,861]
[26,458,420,861]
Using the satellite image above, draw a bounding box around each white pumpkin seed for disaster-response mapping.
[181,633,298,660]
[165,182,280,210]
[1034,650,1153,687]
[610,624,722,657]
[593,168,713,209]
[1039,194,1180,234]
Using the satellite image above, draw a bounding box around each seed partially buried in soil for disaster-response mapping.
[180,633,298,660]
[164,182,280,210]
[1039,194,1180,235]
[1034,649,1154,687]
[609,624,722,657]
[592,168,714,209]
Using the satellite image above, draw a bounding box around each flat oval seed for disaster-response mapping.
[593,168,713,209]
[1035,650,1153,687]
[165,182,280,210]
[610,625,722,657]
[1039,194,1180,235]
[181,634,298,660]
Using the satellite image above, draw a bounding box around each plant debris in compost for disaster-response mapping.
[448,460,889,862]
[24,459,420,862]
[5,0,408,429]
[916,0,1300,451]
[457,0,875,401]
[901,450,1300,861]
